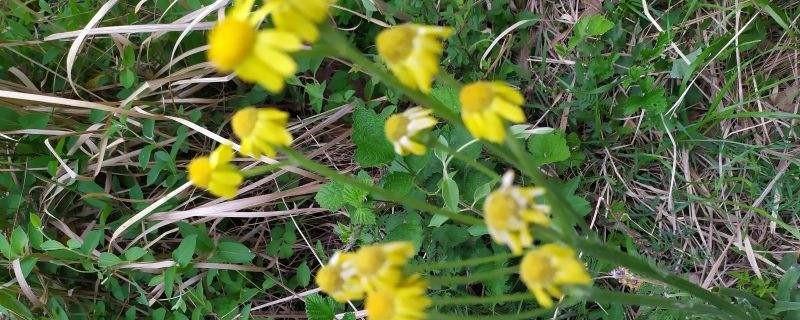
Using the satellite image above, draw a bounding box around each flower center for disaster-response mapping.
[460,82,494,113]
[207,19,256,72]
[385,114,410,141]
[484,191,519,229]
[365,291,395,320]
[376,26,415,64]
[355,246,385,274]
[187,157,212,187]
[232,107,258,139]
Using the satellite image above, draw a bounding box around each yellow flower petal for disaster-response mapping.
[376,24,452,93]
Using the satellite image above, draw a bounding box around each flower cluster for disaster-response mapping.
[187,106,293,198]
[316,242,430,320]
[207,0,333,92]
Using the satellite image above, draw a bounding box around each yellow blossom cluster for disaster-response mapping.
[207,0,333,92]
[188,107,292,198]
[316,242,430,320]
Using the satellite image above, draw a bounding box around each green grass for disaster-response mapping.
[0,0,799,319]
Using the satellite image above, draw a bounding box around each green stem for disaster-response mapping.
[240,162,283,178]
[429,140,500,180]
[427,309,551,320]
[281,148,482,226]
[583,287,726,317]
[409,252,514,272]
[567,235,754,320]
[430,292,531,306]
[427,266,516,287]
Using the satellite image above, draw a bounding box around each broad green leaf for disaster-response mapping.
[583,14,615,36]
[0,234,12,259]
[119,69,136,89]
[173,234,197,266]
[40,240,66,251]
[10,227,28,256]
[352,106,394,167]
[124,247,147,261]
[80,229,103,254]
[527,132,570,165]
[98,252,123,268]
[214,240,254,264]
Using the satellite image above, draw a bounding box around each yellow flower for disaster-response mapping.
[483,172,550,255]
[459,81,526,143]
[365,275,430,320]
[353,242,414,289]
[315,252,365,302]
[385,107,437,156]
[231,107,293,158]
[187,144,243,199]
[267,0,334,43]
[376,24,453,93]
[207,0,302,92]
[520,243,592,308]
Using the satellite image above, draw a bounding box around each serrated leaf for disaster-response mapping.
[173,235,197,266]
[214,240,254,264]
[381,172,414,196]
[304,294,337,320]
[352,107,394,167]
[296,261,311,287]
[351,205,376,225]
[315,182,347,211]
[527,132,570,165]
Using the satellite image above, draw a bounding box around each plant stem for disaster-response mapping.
[429,140,500,180]
[281,148,482,226]
[430,292,531,306]
[409,252,514,272]
[427,266,516,287]
[239,162,283,178]
[427,309,551,320]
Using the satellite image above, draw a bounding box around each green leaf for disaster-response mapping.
[40,240,66,251]
[440,174,459,211]
[582,14,615,36]
[304,294,338,320]
[0,288,33,319]
[755,0,791,32]
[152,308,167,320]
[124,247,147,261]
[385,211,423,250]
[81,229,103,254]
[98,252,123,268]
[351,205,377,225]
[777,265,800,302]
[173,235,197,266]
[215,240,254,264]
[527,132,570,165]
[0,234,13,259]
[10,227,28,256]
[306,81,326,113]
[380,172,414,196]
[296,261,311,287]
[119,69,136,89]
[139,144,154,168]
[315,179,369,211]
[352,106,394,167]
